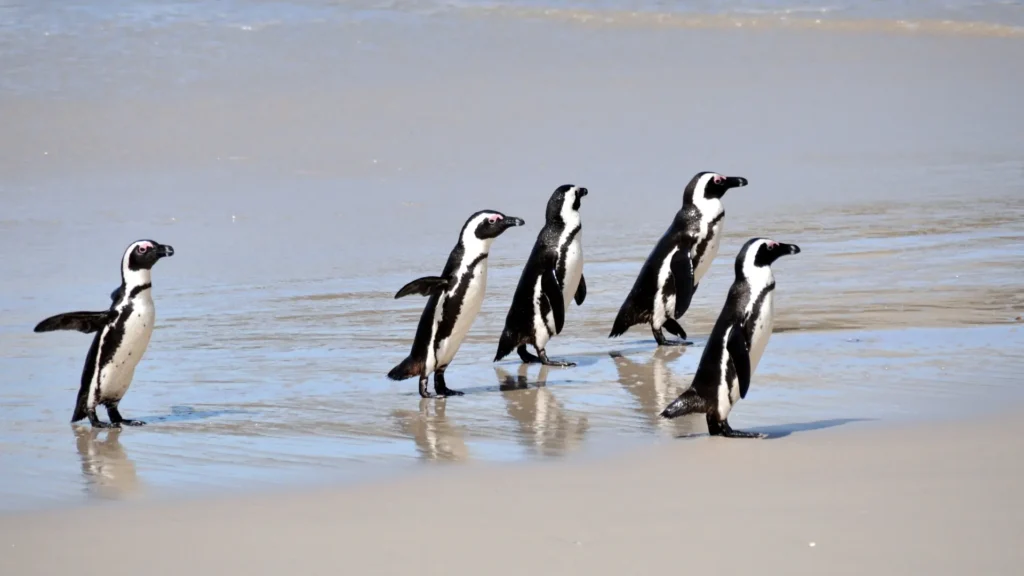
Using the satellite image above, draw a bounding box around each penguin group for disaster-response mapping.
[34,172,800,440]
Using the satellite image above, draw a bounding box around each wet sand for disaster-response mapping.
[1,3,1023,513]
[3,409,1023,575]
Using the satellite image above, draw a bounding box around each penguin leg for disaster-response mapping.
[87,408,116,429]
[652,326,685,347]
[517,345,542,364]
[107,404,145,427]
[707,415,766,439]
[433,367,464,397]
[418,375,434,398]
[537,349,576,368]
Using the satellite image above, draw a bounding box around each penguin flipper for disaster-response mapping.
[727,322,752,399]
[660,389,707,419]
[574,274,587,306]
[541,268,565,334]
[110,285,124,303]
[387,356,422,381]
[34,311,110,334]
[394,276,449,299]
[670,249,695,318]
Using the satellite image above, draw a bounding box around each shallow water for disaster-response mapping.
[1,4,1023,511]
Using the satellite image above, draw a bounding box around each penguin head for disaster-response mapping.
[736,237,801,278]
[684,172,748,204]
[546,184,588,224]
[463,210,525,242]
[122,239,175,274]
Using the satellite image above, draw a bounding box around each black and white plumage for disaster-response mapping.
[494,184,588,367]
[388,210,525,398]
[659,237,801,438]
[609,171,747,345]
[34,240,175,428]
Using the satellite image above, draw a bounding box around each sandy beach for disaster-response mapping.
[1,1,1023,571]
[3,410,1023,575]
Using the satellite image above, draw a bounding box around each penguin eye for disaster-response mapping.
[713,175,724,184]
[137,245,148,254]
[487,215,500,224]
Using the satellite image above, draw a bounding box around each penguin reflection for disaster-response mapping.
[610,348,700,436]
[73,426,142,500]
[495,364,589,458]
[392,399,469,462]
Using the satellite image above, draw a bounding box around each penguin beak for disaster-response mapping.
[723,176,748,189]
[780,243,801,255]
[502,217,525,229]
[156,244,175,258]
[578,187,589,197]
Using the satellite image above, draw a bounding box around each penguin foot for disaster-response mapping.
[517,345,542,364]
[721,429,766,439]
[92,421,118,429]
[652,327,689,347]
[434,386,464,397]
[538,350,576,368]
[708,418,766,439]
[107,406,144,427]
[433,369,463,397]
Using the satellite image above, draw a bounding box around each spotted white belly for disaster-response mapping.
[94,295,155,405]
[431,259,488,372]
[560,233,583,313]
[693,218,723,285]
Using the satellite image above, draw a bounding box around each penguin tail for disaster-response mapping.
[387,356,422,381]
[660,389,707,420]
[494,327,521,362]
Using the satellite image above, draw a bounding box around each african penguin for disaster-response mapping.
[609,171,747,345]
[494,184,588,367]
[659,237,801,438]
[34,239,175,428]
[388,210,525,398]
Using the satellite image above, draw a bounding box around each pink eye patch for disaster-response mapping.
[487,215,503,224]
[713,175,724,184]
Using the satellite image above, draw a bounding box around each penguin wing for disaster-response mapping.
[394,276,450,299]
[34,311,111,334]
[727,322,752,399]
[110,285,123,303]
[574,274,587,306]
[541,267,565,334]
[670,249,695,318]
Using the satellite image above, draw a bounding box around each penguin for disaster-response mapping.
[659,237,801,438]
[609,171,747,345]
[388,210,525,398]
[494,184,588,367]
[34,239,175,428]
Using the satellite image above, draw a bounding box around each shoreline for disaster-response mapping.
[2,407,1022,574]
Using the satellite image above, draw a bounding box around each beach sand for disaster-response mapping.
[1,3,1023,568]
[2,410,1022,575]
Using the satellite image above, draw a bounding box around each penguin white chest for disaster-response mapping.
[434,260,488,369]
[694,208,724,284]
[747,290,775,372]
[653,247,680,327]
[97,297,156,402]
[559,232,583,312]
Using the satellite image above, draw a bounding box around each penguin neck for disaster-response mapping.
[694,195,724,222]
[121,267,153,300]
[557,202,581,232]
[459,232,493,261]
[741,263,775,292]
